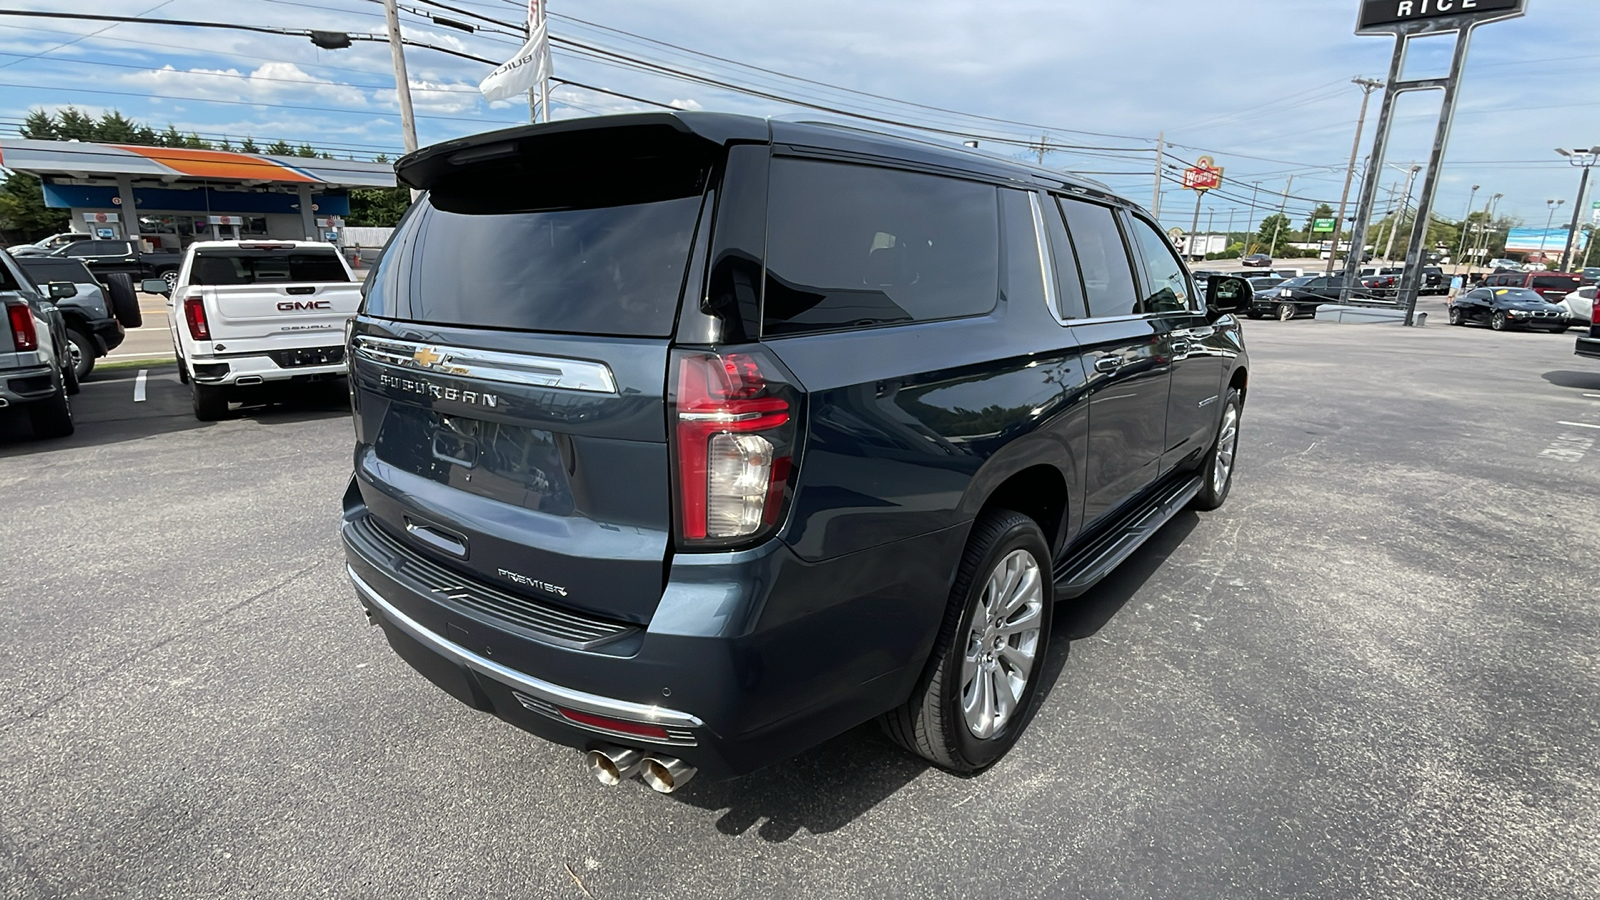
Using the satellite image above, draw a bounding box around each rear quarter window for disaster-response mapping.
[762,159,999,337]
[1531,275,1579,291]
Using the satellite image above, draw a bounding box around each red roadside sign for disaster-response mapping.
[1183,155,1224,191]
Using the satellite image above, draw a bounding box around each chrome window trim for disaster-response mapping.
[348,566,704,730]
[1028,191,1068,326]
[353,335,617,394]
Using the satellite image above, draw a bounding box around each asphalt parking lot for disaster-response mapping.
[2,313,1597,899]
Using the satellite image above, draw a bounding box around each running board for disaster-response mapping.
[1052,474,1203,599]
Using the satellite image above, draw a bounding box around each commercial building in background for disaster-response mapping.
[1503,227,1589,265]
[0,138,394,251]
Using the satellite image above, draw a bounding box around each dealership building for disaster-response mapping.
[0,138,395,249]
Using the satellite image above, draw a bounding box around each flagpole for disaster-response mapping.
[536,0,550,123]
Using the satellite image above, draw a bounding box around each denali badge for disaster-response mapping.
[379,372,500,408]
[498,568,568,597]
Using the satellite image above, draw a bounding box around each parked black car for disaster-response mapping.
[1251,274,1339,320]
[1449,287,1573,332]
[5,232,94,258]
[47,239,182,291]
[339,113,1252,789]
[13,257,141,380]
[2,250,77,438]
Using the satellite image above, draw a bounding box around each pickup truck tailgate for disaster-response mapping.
[204,283,362,342]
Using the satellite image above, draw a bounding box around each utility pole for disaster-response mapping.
[1538,199,1565,266]
[1152,132,1164,218]
[1327,77,1384,276]
[1453,184,1479,276]
[1204,207,1215,256]
[1267,175,1294,259]
[1036,135,1049,166]
[1225,207,1236,253]
[1473,192,1503,268]
[1384,163,1420,263]
[381,0,418,154]
[1243,181,1261,256]
[1189,189,1207,261]
[1556,147,1600,270]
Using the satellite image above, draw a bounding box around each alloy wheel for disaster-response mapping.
[960,548,1044,740]
[1213,403,1239,493]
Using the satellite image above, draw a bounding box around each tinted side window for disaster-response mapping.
[763,159,999,336]
[1126,215,1194,313]
[999,189,1046,314]
[63,243,99,257]
[1057,198,1139,318]
[0,256,22,291]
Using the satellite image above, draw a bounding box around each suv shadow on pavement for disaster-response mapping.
[1540,370,1600,392]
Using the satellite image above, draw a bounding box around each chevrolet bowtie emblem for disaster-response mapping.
[412,346,443,368]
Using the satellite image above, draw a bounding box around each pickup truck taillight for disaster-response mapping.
[6,302,37,352]
[182,293,209,340]
[670,349,801,547]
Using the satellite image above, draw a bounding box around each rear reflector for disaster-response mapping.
[6,303,37,352]
[558,708,671,741]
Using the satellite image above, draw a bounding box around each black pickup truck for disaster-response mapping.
[46,239,183,292]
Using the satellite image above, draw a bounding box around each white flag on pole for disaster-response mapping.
[478,16,551,102]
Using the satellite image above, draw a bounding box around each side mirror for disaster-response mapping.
[1205,275,1251,316]
[47,281,77,300]
[140,278,171,296]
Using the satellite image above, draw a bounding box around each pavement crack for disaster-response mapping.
[0,555,332,734]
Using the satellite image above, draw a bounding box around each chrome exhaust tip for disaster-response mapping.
[586,746,644,786]
[640,756,697,794]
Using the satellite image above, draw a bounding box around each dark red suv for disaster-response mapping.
[1483,271,1581,301]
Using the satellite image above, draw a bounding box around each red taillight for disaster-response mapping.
[558,708,671,741]
[6,303,37,352]
[182,294,209,340]
[672,350,797,545]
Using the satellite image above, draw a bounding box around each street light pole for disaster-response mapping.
[1454,184,1479,277]
[1327,77,1385,275]
[1556,147,1600,271]
[1244,181,1260,256]
[1384,163,1421,263]
[1267,175,1294,260]
[1474,192,1503,268]
[1539,199,1565,267]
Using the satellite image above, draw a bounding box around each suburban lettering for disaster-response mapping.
[378,372,501,408]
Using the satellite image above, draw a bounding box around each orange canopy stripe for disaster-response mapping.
[114,145,319,183]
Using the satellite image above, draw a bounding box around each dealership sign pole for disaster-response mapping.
[1339,0,1528,324]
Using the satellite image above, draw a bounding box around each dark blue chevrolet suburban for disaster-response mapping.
[340,113,1251,792]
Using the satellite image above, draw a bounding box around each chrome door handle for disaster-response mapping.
[1171,340,1192,356]
[1093,356,1122,374]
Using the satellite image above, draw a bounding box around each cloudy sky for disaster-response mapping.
[0,0,1595,234]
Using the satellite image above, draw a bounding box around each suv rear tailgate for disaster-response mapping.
[202,283,361,347]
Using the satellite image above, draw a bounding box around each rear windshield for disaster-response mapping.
[1530,275,1579,291]
[190,249,350,286]
[15,258,94,283]
[366,134,710,338]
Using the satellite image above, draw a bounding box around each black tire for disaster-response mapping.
[192,382,228,421]
[62,352,79,396]
[1490,310,1508,331]
[881,509,1054,774]
[1276,303,1294,321]
[1448,306,1464,326]
[28,379,74,439]
[66,328,94,380]
[105,273,142,328]
[176,350,189,385]
[1191,388,1242,511]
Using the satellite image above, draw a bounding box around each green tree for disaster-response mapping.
[20,109,56,139]
[55,107,96,141]
[239,136,259,153]
[94,110,140,143]
[1255,213,1293,256]
[347,187,411,227]
[0,172,70,243]
[266,139,293,156]
[159,124,185,147]
[295,143,318,158]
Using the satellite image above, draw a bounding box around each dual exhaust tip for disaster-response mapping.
[586,745,697,794]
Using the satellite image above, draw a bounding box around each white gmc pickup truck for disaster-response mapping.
[145,241,360,420]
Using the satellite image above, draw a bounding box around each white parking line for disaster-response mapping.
[133,370,148,403]
[1556,421,1600,429]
